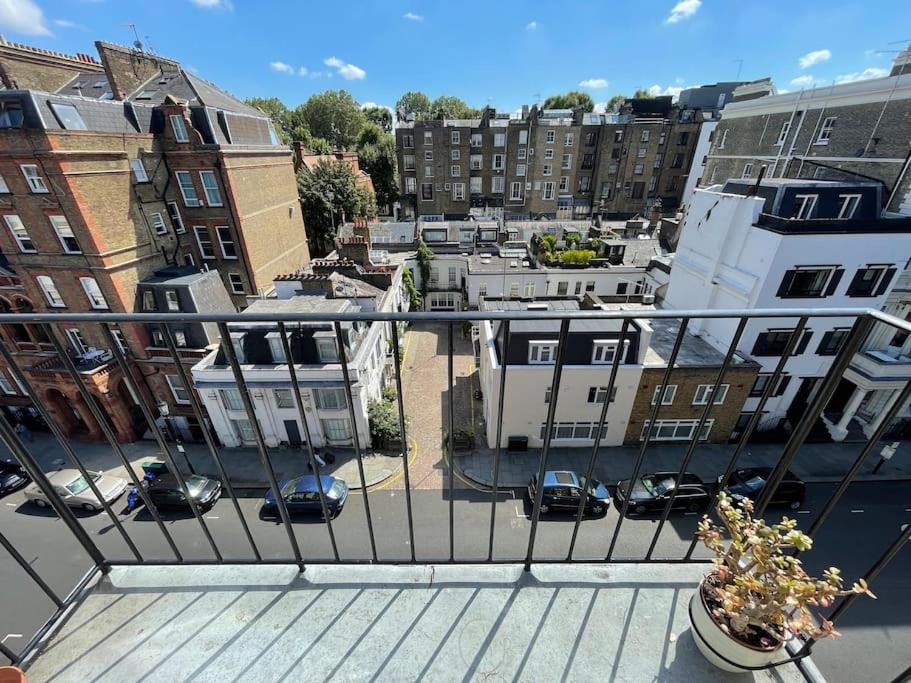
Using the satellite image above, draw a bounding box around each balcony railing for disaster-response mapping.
[0,306,909,678]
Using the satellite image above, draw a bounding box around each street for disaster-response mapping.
[1,479,908,681]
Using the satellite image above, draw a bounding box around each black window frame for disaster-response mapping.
[776,266,843,299]
[816,328,851,356]
[845,265,896,298]
[752,329,812,357]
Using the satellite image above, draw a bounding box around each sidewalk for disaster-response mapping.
[0,433,404,491]
[455,439,911,489]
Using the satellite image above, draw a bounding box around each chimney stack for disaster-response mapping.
[891,45,911,77]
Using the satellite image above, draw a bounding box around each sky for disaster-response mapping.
[2,0,910,114]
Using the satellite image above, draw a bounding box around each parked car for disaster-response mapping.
[526,470,611,516]
[721,467,806,510]
[0,459,29,497]
[263,475,349,518]
[145,474,221,511]
[23,469,127,512]
[615,471,710,514]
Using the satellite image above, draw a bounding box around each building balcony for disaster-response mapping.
[847,348,911,384]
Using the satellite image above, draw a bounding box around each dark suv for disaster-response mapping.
[145,474,222,511]
[722,467,806,509]
[527,471,611,516]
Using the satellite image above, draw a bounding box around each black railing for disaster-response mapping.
[0,306,909,672]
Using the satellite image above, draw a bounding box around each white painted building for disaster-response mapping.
[664,178,911,437]
[681,119,718,207]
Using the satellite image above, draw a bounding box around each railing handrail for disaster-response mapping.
[0,306,884,324]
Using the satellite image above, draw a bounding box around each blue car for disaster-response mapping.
[527,470,611,516]
[263,475,349,518]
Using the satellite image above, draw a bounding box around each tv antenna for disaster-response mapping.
[734,58,744,80]
[128,23,144,52]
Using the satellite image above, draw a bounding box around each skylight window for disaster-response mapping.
[93,81,106,88]
[136,90,157,100]
[49,103,87,130]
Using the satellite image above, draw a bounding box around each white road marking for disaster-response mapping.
[905,509,911,513]
[206,516,219,520]
[1,634,23,644]
[5,503,16,507]
[684,512,697,516]
[797,510,811,514]
[851,509,864,513]
[515,502,525,518]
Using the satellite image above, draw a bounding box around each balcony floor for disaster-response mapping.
[24,563,809,682]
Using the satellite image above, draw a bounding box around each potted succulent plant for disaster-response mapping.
[690,492,875,672]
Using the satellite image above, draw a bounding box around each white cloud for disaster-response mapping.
[190,0,233,8]
[526,20,537,30]
[310,70,332,79]
[579,78,609,89]
[798,49,831,69]
[647,84,685,100]
[665,0,701,24]
[0,0,50,36]
[53,18,85,29]
[324,56,366,80]
[835,67,888,84]
[269,61,295,75]
[403,11,423,21]
[790,75,814,86]
[593,102,607,114]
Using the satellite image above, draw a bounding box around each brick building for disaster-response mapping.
[395,97,702,222]
[0,38,309,442]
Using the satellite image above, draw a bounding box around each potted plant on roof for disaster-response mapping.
[690,492,875,672]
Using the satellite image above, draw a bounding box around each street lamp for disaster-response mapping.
[157,400,196,475]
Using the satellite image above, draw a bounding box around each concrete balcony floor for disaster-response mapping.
[24,563,809,682]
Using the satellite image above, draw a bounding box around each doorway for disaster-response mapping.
[284,419,303,447]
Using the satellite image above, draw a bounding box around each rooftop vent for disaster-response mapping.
[510,260,518,268]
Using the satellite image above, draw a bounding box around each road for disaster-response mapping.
[1,480,908,681]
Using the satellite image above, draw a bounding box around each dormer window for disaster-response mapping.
[229,332,246,363]
[314,333,339,363]
[266,332,286,363]
[528,340,558,364]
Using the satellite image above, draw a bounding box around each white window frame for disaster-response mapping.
[640,129,650,143]
[742,163,754,178]
[542,164,552,177]
[470,154,482,170]
[543,181,555,200]
[320,417,351,442]
[403,154,415,170]
[592,340,624,364]
[4,215,35,253]
[494,133,505,147]
[559,176,568,192]
[546,130,555,144]
[478,282,488,298]
[316,337,340,363]
[516,164,526,177]
[424,150,433,161]
[167,201,185,234]
[524,282,536,298]
[424,165,434,178]
[510,182,523,201]
[450,165,460,177]
[492,177,504,194]
[452,182,465,201]
[170,114,189,143]
[194,226,215,259]
[793,194,818,220]
[508,282,520,299]
[405,177,417,194]
[528,341,558,364]
[424,131,433,144]
[451,131,460,145]
[637,147,647,158]
[562,154,572,170]
[651,384,677,405]
[493,154,504,170]
[564,133,574,147]
[37,275,65,307]
[816,117,836,145]
[718,129,728,149]
[692,384,730,406]
[470,133,482,147]
[150,212,166,235]
[199,170,222,207]
[0,174,8,193]
[519,130,528,145]
[837,194,862,219]
[216,226,236,258]
[20,165,48,193]
[130,159,149,183]
[175,328,188,346]
[165,290,180,312]
[470,176,482,194]
[79,277,108,309]
[641,419,714,442]
[775,121,790,146]
[451,149,460,161]
[66,328,87,355]
[176,171,200,207]
[49,215,80,254]
[0,370,16,395]
[228,273,245,295]
[544,149,554,160]
[167,375,190,404]
[517,147,527,160]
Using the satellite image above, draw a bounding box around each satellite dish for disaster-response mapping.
[133,39,144,52]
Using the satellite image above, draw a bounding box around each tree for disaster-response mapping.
[298,90,366,151]
[368,391,402,448]
[363,106,392,133]
[353,184,378,218]
[308,137,333,154]
[296,159,358,255]
[542,91,595,112]
[604,94,627,112]
[396,91,432,120]
[402,267,421,310]
[430,95,480,120]
[633,89,655,99]
[415,240,434,302]
[356,123,399,212]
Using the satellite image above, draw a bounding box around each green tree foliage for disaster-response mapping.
[402,267,421,310]
[605,94,627,112]
[368,393,401,448]
[298,90,366,150]
[558,249,595,265]
[356,123,399,210]
[430,95,481,120]
[353,184,378,218]
[542,91,595,112]
[633,89,655,99]
[363,106,392,133]
[396,91,432,120]
[415,240,434,302]
[296,159,358,254]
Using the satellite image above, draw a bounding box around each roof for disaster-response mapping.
[468,253,535,274]
[140,267,211,287]
[243,296,354,316]
[643,318,748,367]
[55,72,111,99]
[480,298,626,334]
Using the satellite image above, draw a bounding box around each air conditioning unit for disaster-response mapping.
[529,148,535,156]
[641,293,655,304]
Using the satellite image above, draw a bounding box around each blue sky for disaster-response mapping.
[2,0,910,112]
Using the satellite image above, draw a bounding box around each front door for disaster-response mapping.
[284,419,302,447]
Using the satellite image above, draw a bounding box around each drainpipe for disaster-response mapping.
[214,154,257,297]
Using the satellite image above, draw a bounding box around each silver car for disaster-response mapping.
[23,469,127,512]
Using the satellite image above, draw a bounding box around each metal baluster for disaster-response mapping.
[606,317,690,562]
[42,323,182,562]
[447,321,455,563]
[566,320,629,561]
[487,320,510,562]
[218,322,304,570]
[102,324,222,562]
[645,318,747,560]
[806,377,911,540]
[0,639,17,665]
[162,325,262,561]
[333,321,378,563]
[755,314,875,518]
[524,319,571,571]
[0,337,142,562]
[684,316,809,561]
[0,527,63,607]
[278,322,339,562]
[889,663,911,683]
[389,322,416,562]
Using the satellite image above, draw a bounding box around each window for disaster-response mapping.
[641,419,713,442]
[510,182,523,200]
[470,177,482,194]
[492,177,504,194]
[837,194,862,219]
[559,176,568,192]
[524,282,536,297]
[130,159,149,183]
[151,329,165,346]
[451,131,460,145]
[648,177,657,193]
[494,133,505,147]
[232,419,255,443]
[637,147,647,158]
[165,290,180,312]
[546,130,555,144]
[194,226,215,259]
[162,375,189,404]
[545,149,554,160]
[143,291,156,311]
[633,164,644,175]
[574,281,582,296]
[579,176,591,192]
[817,329,851,356]
[404,155,415,170]
[517,148,526,160]
[183,253,195,267]
[529,341,558,364]
[0,101,24,128]
[228,273,245,295]
[170,114,189,142]
[424,150,433,161]
[174,330,187,347]
[666,176,679,192]
[614,130,623,143]
[516,164,526,177]
[150,212,167,235]
[562,154,572,169]
[592,341,623,364]
[321,418,351,441]
[315,387,347,410]
[0,370,15,395]
[742,163,754,178]
[272,389,294,409]
[451,149,460,161]
[221,388,244,411]
[470,154,482,170]
[450,165,460,178]
[493,154,504,170]
[402,134,414,148]
[585,132,597,146]
[539,421,610,442]
[542,164,552,176]
[167,202,185,233]
[582,153,594,169]
[846,266,895,297]
[316,337,339,362]
[80,277,108,309]
[21,165,48,193]
[564,133,574,147]
[585,281,595,293]
[693,384,729,405]
[671,153,684,169]
[718,129,728,149]
[448,266,457,285]
[0,175,7,193]
[543,181,555,200]
[47,102,87,130]
[792,194,818,219]
[49,215,80,253]
[678,132,690,145]
[631,182,645,199]
[424,166,433,178]
[423,131,433,144]
[175,171,200,207]
[37,276,64,307]
[750,373,791,398]
[777,266,841,298]
[651,385,677,405]
[752,329,813,356]
[452,183,465,201]
[4,215,34,252]
[421,183,433,201]
[66,328,87,355]
[405,177,416,194]
[653,154,663,169]
[557,281,568,296]
[478,282,487,298]
[199,171,222,206]
[776,120,791,145]
[587,386,617,404]
[816,117,836,144]
[470,133,482,147]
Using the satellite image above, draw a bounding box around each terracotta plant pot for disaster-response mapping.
[0,666,27,683]
[689,575,784,672]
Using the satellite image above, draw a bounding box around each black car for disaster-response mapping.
[145,474,221,511]
[722,467,806,509]
[526,470,611,516]
[615,471,710,514]
[0,459,29,497]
